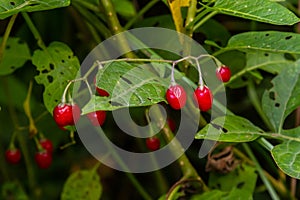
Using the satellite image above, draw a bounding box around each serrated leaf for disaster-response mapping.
[195,115,262,142]
[227,31,300,54]
[61,169,102,200]
[83,62,170,113]
[0,0,70,19]
[272,141,300,179]
[0,37,30,75]
[262,59,300,132]
[211,0,299,25]
[32,42,80,113]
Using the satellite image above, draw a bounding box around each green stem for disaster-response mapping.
[257,137,274,151]
[184,0,197,36]
[193,11,218,31]
[0,14,18,62]
[243,143,279,200]
[124,0,160,29]
[247,80,274,131]
[72,0,100,12]
[21,12,46,50]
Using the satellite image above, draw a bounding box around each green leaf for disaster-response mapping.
[0,37,30,75]
[262,59,300,132]
[61,169,102,200]
[112,0,136,18]
[190,190,226,200]
[32,42,80,113]
[1,181,29,200]
[226,31,300,54]
[0,0,70,19]
[83,61,170,113]
[208,164,257,194]
[211,0,300,25]
[195,115,262,142]
[272,141,300,179]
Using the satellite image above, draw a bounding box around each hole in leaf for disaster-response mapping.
[50,64,54,70]
[211,123,228,133]
[10,1,15,6]
[17,40,24,44]
[284,53,296,61]
[275,103,280,107]
[237,182,245,189]
[264,53,269,57]
[121,76,132,84]
[10,66,15,70]
[285,36,292,40]
[47,75,53,83]
[68,55,71,59]
[5,45,10,50]
[147,97,152,101]
[269,91,275,100]
[41,69,48,74]
[60,72,64,75]
[265,33,270,37]
[61,60,65,63]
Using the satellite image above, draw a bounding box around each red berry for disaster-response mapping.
[40,139,54,154]
[5,149,21,164]
[94,77,110,97]
[146,137,160,151]
[35,151,52,169]
[166,84,187,110]
[216,66,231,82]
[53,103,81,127]
[167,118,176,132]
[193,85,213,112]
[87,110,106,126]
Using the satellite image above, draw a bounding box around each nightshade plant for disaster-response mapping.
[0,0,300,199]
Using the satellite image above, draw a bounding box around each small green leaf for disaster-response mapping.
[83,61,170,113]
[61,169,102,200]
[32,42,80,113]
[211,0,300,25]
[195,115,261,142]
[0,37,30,75]
[1,181,29,200]
[0,0,70,19]
[227,31,300,54]
[272,141,300,179]
[262,59,300,132]
[112,0,136,18]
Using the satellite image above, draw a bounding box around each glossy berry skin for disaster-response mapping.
[146,137,160,151]
[87,110,106,126]
[216,66,231,82]
[5,149,21,164]
[94,77,110,97]
[166,84,187,110]
[193,86,213,112]
[53,103,81,127]
[35,151,52,169]
[40,139,54,154]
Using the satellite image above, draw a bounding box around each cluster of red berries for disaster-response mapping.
[5,137,54,169]
[166,65,231,110]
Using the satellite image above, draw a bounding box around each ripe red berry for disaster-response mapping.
[94,77,110,97]
[5,149,21,164]
[53,103,81,127]
[40,139,54,154]
[167,118,176,132]
[146,137,160,151]
[166,84,187,110]
[87,110,106,126]
[35,151,52,169]
[193,85,213,112]
[216,66,231,82]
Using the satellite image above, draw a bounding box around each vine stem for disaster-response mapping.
[243,143,279,200]
[193,11,218,31]
[0,14,18,62]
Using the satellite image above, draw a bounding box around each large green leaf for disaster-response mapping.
[262,59,300,132]
[272,141,300,179]
[0,37,30,75]
[210,0,299,25]
[32,42,80,113]
[226,31,300,54]
[0,0,70,19]
[195,115,262,142]
[61,169,102,200]
[83,61,171,113]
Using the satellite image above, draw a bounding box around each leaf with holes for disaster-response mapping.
[262,59,300,132]
[82,61,171,113]
[226,31,300,54]
[0,0,70,19]
[210,0,299,25]
[0,37,30,75]
[271,141,300,179]
[61,169,102,200]
[32,42,80,113]
[195,115,262,142]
